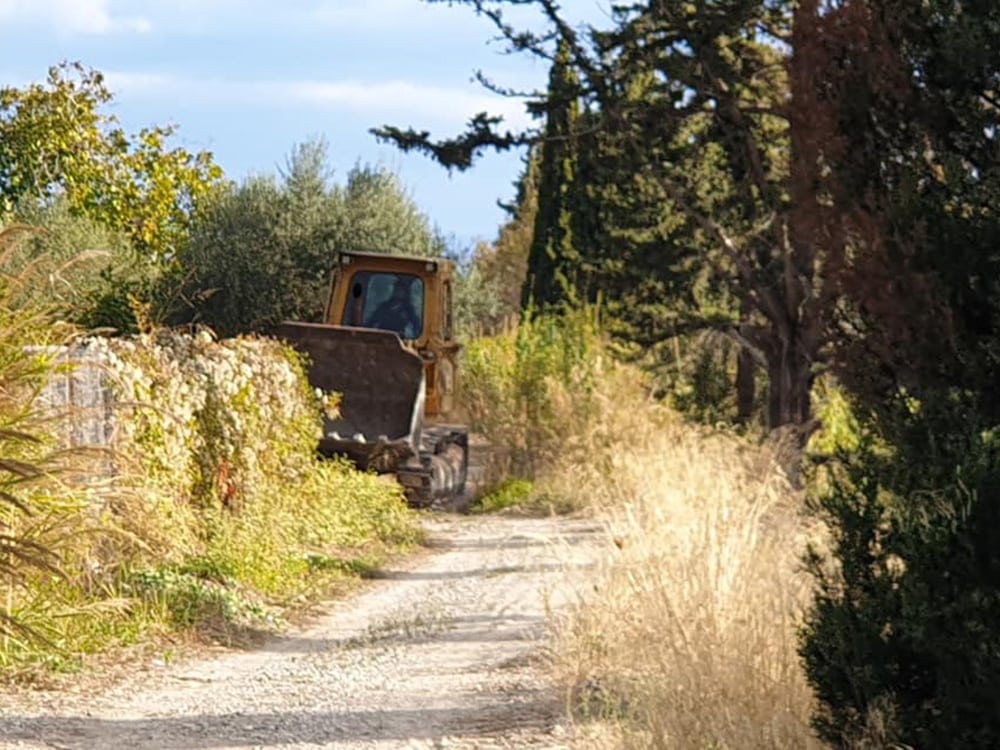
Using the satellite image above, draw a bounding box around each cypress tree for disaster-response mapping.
[523,40,583,309]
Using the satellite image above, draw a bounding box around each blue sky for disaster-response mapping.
[0,0,609,251]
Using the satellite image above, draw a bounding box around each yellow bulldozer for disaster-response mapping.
[277,250,468,507]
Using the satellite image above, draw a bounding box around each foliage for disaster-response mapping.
[174,139,445,336]
[3,198,145,324]
[0,62,223,261]
[660,332,742,426]
[802,421,1000,749]
[373,111,528,172]
[376,1,814,430]
[795,3,1000,747]
[453,155,537,335]
[90,331,320,509]
[523,40,590,309]
[389,2,1000,746]
[469,478,533,514]
[333,162,447,257]
[171,175,315,336]
[124,567,268,631]
[0,319,418,671]
[461,307,603,484]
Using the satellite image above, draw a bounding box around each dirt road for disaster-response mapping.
[0,514,604,749]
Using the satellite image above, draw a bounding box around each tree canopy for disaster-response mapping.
[0,62,223,261]
[174,139,447,336]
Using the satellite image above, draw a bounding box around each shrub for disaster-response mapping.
[90,331,320,509]
[660,332,742,425]
[800,400,1000,749]
[0,322,418,672]
[460,307,603,484]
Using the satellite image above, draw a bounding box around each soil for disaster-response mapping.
[0,513,605,749]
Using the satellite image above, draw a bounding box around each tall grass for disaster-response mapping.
[461,307,603,492]
[0,226,98,650]
[462,310,821,747]
[551,415,821,748]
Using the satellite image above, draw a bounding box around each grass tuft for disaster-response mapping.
[551,416,821,748]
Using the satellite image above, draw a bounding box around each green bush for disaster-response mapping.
[125,568,268,631]
[664,335,738,425]
[801,399,1000,748]
[461,307,603,482]
[470,478,535,514]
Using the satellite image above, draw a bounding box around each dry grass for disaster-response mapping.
[461,313,823,746]
[538,371,822,748]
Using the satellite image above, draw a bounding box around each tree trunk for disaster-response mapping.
[766,333,813,430]
[736,347,756,424]
[736,299,757,424]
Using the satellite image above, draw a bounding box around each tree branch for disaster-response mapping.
[371,113,536,172]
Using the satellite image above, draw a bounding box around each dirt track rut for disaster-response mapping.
[0,514,604,749]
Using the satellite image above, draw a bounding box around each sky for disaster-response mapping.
[0,0,611,251]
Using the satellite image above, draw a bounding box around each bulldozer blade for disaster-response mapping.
[275,322,425,469]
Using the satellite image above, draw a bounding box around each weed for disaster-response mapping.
[461,307,603,485]
[470,478,534,514]
[124,567,269,631]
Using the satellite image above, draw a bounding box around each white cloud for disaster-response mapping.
[105,71,535,130]
[286,80,532,127]
[129,0,555,37]
[0,0,151,34]
[305,0,464,31]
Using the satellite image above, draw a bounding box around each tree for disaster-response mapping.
[795,2,1000,746]
[455,154,538,334]
[0,62,223,261]
[332,164,447,257]
[374,1,811,429]
[175,176,300,336]
[523,40,587,308]
[5,197,135,317]
[175,141,446,336]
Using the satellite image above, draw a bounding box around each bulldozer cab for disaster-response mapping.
[325,251,459,418]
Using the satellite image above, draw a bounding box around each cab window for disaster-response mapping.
[342,271,424,339]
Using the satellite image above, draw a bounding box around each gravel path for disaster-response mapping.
[0,514,604,749]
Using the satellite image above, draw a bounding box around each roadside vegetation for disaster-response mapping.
[0,235,419,675]
[460,309,820,747]
[556,418,818,748]
[0,65,432,676]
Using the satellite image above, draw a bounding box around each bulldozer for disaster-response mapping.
[276,250,468,507]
